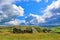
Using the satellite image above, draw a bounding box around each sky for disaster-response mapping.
[0,0,60,26]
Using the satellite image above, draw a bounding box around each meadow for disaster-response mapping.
[0,26,60,40]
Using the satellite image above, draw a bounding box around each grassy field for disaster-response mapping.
[0,26,60,40]
[0,32,60,40]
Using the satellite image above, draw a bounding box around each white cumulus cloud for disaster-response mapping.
[43,0,60,18]
[5,19,25,25]
[30,14,45,23]
[25,13,45,25]
[0,0,24,25]
[42,0,60,25]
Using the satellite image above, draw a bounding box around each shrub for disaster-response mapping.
[34,27,42,33]
[43,28,47,33]
[17,29,21,33]
[43,28,51,33]
[47,29,51,33]
[13,28,18,33]
[26,27,33,33]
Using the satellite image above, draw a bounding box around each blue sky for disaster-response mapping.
[0,0,60,26]
[15,0,53,20]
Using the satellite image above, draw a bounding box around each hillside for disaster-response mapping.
[0,26,60,40]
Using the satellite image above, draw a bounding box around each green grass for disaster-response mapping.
[0,26,60,40]
[51,27,60,32]
[0,33,60,40]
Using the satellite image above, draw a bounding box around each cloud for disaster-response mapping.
[14,0,41,3]
[5,19,25,25]
[0,0,14,5]
[0,0,60,26]
[0,0,20,5]
[43,0,60,19]
[5,19,20,25]
[0,0,24,25]
[25,13,45,25]
[35,0,41,3]
[42,0,60,25]
[24,0,60,26]
[30,14,45,23]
